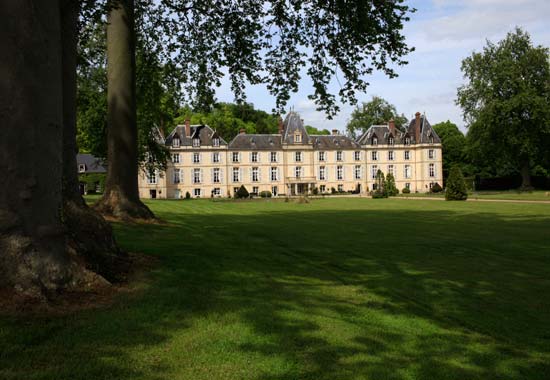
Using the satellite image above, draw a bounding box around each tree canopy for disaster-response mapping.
[432,121,467,179]
[345,96,408,138]
[456,27,550,188]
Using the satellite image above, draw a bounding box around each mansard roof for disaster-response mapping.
[282,112,310,145]
[311,135,361,149]
[228,134,283,150]
[406,115,441,144]
[356,125,405,145]
[76,153,106,173]
[165,124,228,146]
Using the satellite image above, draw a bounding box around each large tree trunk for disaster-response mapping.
[520,159,533,190]
[61,0,128,282]
[95,0,154,220]
[0,1,106,298]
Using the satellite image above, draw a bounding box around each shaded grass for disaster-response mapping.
[1,198,550,379]
[401,190,550,201]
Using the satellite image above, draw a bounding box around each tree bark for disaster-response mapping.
[520,159,533,190]
[61,0,128,282]
[0,1,106,298]
[95,0,154,220]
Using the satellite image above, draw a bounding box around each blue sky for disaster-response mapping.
[214,0,550,133]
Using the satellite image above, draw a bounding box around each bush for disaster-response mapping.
[372,170,388,198]
[446,166,468,201]
[402,187,411,194]
[236,185,250,199]
[331,187,337,194]
[385,173,398,196]
[312,187,319,195]
[431,182,443,193]
[259,190,272,198]
[185,191,191,199]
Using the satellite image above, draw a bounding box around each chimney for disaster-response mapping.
[278,116,284,134]
[388,118,395,135]
[239,128,246,135]
[332,129,339,136]
[185,118,191,137]
[414,112,421,143]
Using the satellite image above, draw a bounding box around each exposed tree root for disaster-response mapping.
[94,190,155,221]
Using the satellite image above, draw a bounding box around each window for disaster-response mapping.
[194,188,201,197]
[232,167,240,182]
[354,165,361,180]
[428,149,435,159]
[252,186,259,195]
[212,188,221,196]
[371,165,378,179]
[318,151,326,161]
[193,168,201,183]
[319,166,326,181]
[192,138,200,147]
[320,185,326,193]
[172,138,180,147]
[429,135,434,144]
[429,163,435,177]
[336,151,343,161]
[78,164,86,173]
[232,152,240,163]
[252,167,259,182]
[429,182,435,190]
[372,137,378,145]
[295,151,302,162]
[193,152,201,163]
[294,132,302,143]
[295,166,302,178]
[338,184,344,192]
[389,136,394,146]
[388,151,394,161]
[337,165,343,180]
[270,152,277,162]
[212,168,220,183]
[371,151,378,161]
[233,187,239,195]
[172,153,180,163]
[387,165,394,176]
[173,168,181,184]
[354,151,361,161]
[271,186,278,196]
[404,150,410,160]
[212,152,220,163]
[147,169,157,184]
[213,137,220,147]
[405,183,411,190]
[270,167,278,181]
[404,136,411,145]
[405,165,411,179]
[251,152,259,162]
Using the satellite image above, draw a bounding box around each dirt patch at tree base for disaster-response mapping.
[0,252,157,317]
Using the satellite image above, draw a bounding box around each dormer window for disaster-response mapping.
[404,136,411,146]
[192,138,200,147]
[172,138,180,148]
[388,136,394,146]
[372,137,378,146]
[213,137,220,147]
[294,132,302,143]
[429,135,434,144]
[78,164,86,173]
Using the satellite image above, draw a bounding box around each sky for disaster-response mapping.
[214,0,550,133]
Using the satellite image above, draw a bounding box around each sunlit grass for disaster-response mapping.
[1,198,550,379]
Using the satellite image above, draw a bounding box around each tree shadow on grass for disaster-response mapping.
[1,204,550,379]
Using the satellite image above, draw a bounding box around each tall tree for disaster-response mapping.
[432,121,467,180]
[94,0,154,219]
[457,28,550,189]
[346,96,408,138]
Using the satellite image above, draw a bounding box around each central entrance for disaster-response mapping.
[286,177,317,196]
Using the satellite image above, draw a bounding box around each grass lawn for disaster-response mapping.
[400,190,550,201]
[2,198,550,379]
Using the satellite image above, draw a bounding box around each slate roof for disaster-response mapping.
[77,153,106,173]
[356,114,441,145]
[282,112,310,145]
[165,124,228,146]
[311,135,361,149]
[228,134,283,150]
[405,115,441,144]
